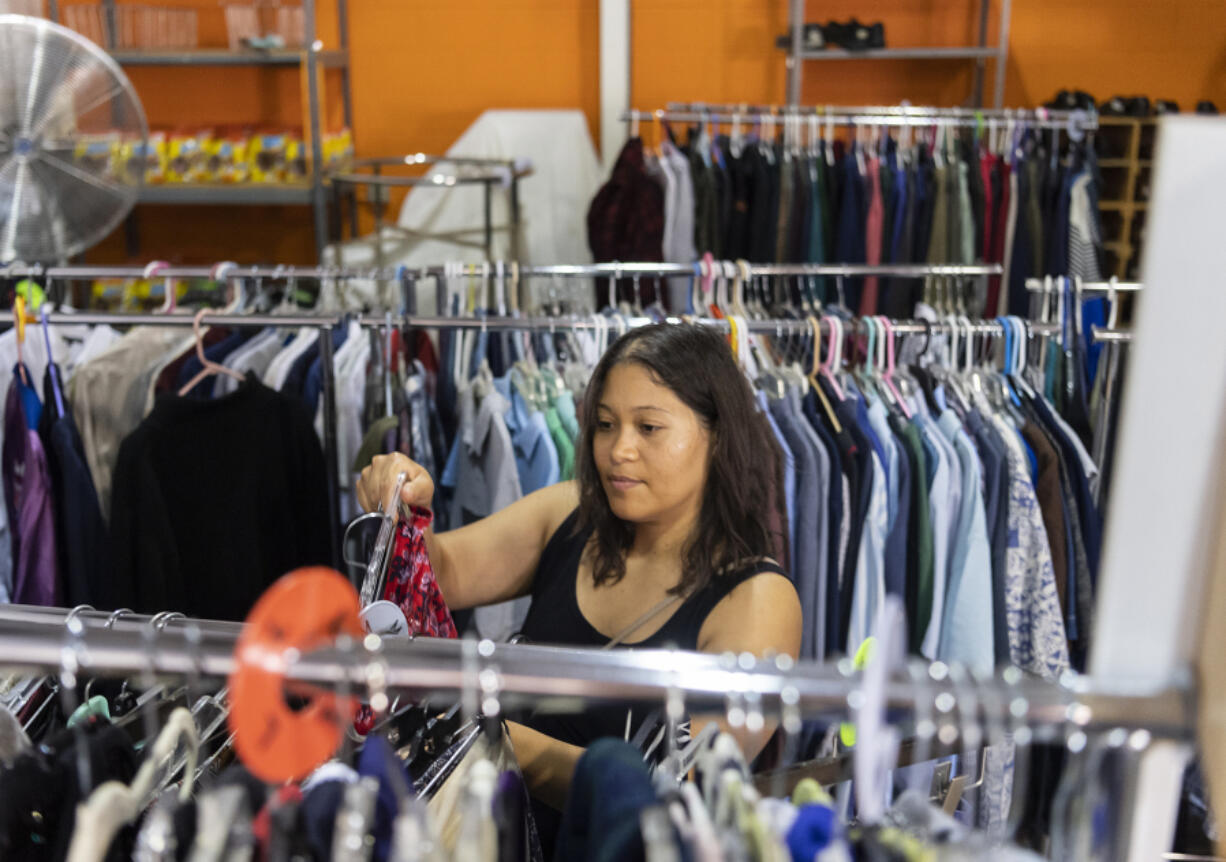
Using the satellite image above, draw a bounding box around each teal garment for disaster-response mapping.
[67,694,110,728]
[554,392,579,441]
[545,406,575,481]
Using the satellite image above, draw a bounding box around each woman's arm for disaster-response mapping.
[356,453,577,610]
[694,573,803,761]
[505,721,585,811]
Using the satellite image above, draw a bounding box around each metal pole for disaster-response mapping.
[304,0,327,262]
[102,0,117,49]
[483,180,494,261]
[510,172,522,263]
[971,0,991,107]
[0,607,1195,735]
[786,0,804,106]
[337,0,354,133]
[993,0,1013,109]
[318,323,341,569]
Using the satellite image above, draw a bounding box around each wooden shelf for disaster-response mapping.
[1099,158,1152,168]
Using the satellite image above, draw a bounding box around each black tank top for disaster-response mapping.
[517,510,788,856]
[518,509,787,745]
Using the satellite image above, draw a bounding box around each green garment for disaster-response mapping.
[352,414,400,473]
[895,419,934,655]
[554,393,579,442]
[68,695,110,729]
[545,407,575,481]
[926,163,950,263]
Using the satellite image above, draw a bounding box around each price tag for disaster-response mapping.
[228,567,363,783]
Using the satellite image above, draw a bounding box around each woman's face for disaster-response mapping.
[592,362,711,528]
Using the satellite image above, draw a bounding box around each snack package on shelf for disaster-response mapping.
[285,135,308,183]
[205,130,252,183]
[166,131,211,183]
[123,132,168,184]
[249,132,288,183]
[322,128,354,172]
[73,134,122,182]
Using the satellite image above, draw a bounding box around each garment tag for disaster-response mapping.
[229,567,362,783]
[360,601,410,639]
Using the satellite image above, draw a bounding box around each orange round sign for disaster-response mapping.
[228,567,363,783]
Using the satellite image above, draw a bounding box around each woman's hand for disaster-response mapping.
[356,453,435,514]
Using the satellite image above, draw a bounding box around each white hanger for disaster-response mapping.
[67,707,199,862]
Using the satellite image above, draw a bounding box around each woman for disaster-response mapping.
[356,324,802,826]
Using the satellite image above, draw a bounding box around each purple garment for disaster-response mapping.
[3,371,59,606]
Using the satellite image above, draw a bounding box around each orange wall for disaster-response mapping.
[86,0,1226,266]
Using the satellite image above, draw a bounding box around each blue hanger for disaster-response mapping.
[40,303,65,419]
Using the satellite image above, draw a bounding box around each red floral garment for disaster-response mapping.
[354,506,456,735]
[382,506,457,638]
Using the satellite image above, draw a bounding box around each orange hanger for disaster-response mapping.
[807,316,843,433]
[13,295,29,387]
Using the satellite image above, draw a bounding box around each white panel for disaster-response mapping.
[1089,115,1226,862]
[1091,115,1226,681]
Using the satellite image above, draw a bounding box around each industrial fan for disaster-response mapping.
[0,13,148,262]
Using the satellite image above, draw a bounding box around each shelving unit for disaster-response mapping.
[47,0,352,259]
[1096,116,1155,279]
[782,0,1012,108]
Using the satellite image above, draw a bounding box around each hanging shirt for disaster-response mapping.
[662,141,697,312]
[936,410,995,675]
[440,377,526,640]
[847,448,888,654]
[544,406,575,482]
[110,376,332,621]
[768,396,822,659]
[788,388,830,658]
[68,326,190,521]
[861,156,885,314]
[39,365,111,609]
[3,366,58,606]
[990,413,1070,679]
[493,374,560,496]
[758,391,796,573]
[216,328,284,396]
[912,409,954,660]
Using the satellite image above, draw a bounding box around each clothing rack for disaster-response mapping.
[3,261,1002,282]
[6,259,1125,554]
[0,603,1192,738]
[1025,278,1144,297]
[664,103,1096,124]
[624,107,1098,131]
[1024,278,1141,342]
[12,308,346,570]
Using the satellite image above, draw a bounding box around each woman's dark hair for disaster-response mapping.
[575,323,787,597]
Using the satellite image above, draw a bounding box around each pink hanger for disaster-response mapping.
[701,252,715,312]
[178,307,245,397]
[819,315,845,400]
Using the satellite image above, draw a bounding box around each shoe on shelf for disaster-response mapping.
[775,22,826,51]
[1046,89,1097,112]
[1196,100,1219,115]
[1153,99,1180,115]
[825,19,885,51]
